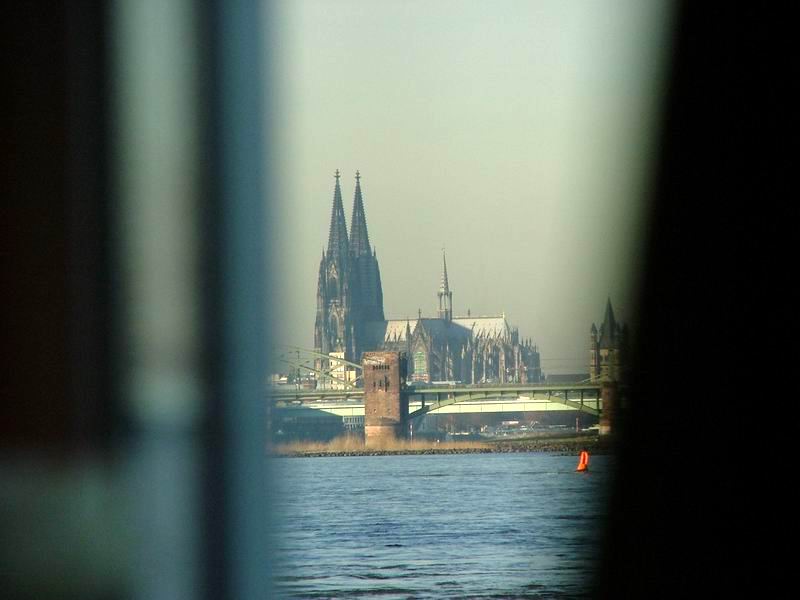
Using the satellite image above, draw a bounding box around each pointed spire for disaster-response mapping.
[599,298,618,349]
[437,249,453,321]
[603,297,617,330]
[326,169,349,264]
[439,249,450,294]
[349,170,371,257]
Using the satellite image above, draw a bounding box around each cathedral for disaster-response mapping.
[314,171,542,385]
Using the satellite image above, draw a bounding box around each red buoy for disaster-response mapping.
[576,448,589,472]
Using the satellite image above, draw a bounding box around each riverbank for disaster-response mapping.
[269,434,614,458]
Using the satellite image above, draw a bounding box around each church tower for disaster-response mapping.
[348,171,384,359]
[589,322,600,381]
[314,170,356,360]
[437,250,453,321]
[589,297,627,382]
[349,171,384,322]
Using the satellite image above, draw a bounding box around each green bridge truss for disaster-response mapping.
[273,345,363,390]
[268,384,602,417]
[270,347,603,417]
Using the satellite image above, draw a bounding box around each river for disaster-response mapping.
[271,452,612,598]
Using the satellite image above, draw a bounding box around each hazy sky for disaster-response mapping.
[267,0,673,374]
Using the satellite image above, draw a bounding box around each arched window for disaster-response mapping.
[329,314,342,346]
[413,349,427,381]
[328,273,338,298]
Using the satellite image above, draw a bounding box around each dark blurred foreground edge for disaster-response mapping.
[2,2,789,599]
[593,4,788,597]
[3,2,270,599]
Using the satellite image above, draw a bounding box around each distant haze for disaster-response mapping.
[266,0,673,374]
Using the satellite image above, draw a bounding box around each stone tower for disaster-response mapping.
[363,351,408,446]
[589,298,627,382]
[589,322,600,380]
[314,170,356,360]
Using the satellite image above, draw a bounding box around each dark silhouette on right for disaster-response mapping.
[592,4,784,598]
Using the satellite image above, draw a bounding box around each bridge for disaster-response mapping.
[268,384,602,415]
[273,345,363,390]
[269,347,616,444]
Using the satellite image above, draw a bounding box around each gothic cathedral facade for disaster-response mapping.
[314,171,542,384]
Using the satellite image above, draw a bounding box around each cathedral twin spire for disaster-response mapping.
[317,170,385,360]
[349,171,372,259]
[326,169,350,266]
[325,169,373,262]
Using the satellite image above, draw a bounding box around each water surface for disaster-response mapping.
[272,453,611,598]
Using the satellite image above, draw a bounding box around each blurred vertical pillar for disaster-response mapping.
[112,1,205,598]
[112,1,269,599]
[199,2,271,599]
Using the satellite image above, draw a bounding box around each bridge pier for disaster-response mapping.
[363,352,408,448]
[599,381,617,435]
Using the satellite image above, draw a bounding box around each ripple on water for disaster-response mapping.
[273,453,612,598]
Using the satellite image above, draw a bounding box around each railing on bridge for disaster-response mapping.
[272,346,364,391]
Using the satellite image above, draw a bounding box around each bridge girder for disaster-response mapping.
[268,384,603,418]
[408,388,600,419]
[273,345,364,390]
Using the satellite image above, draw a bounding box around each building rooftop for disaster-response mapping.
[365,314,515,345]
[451,315,511,339]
